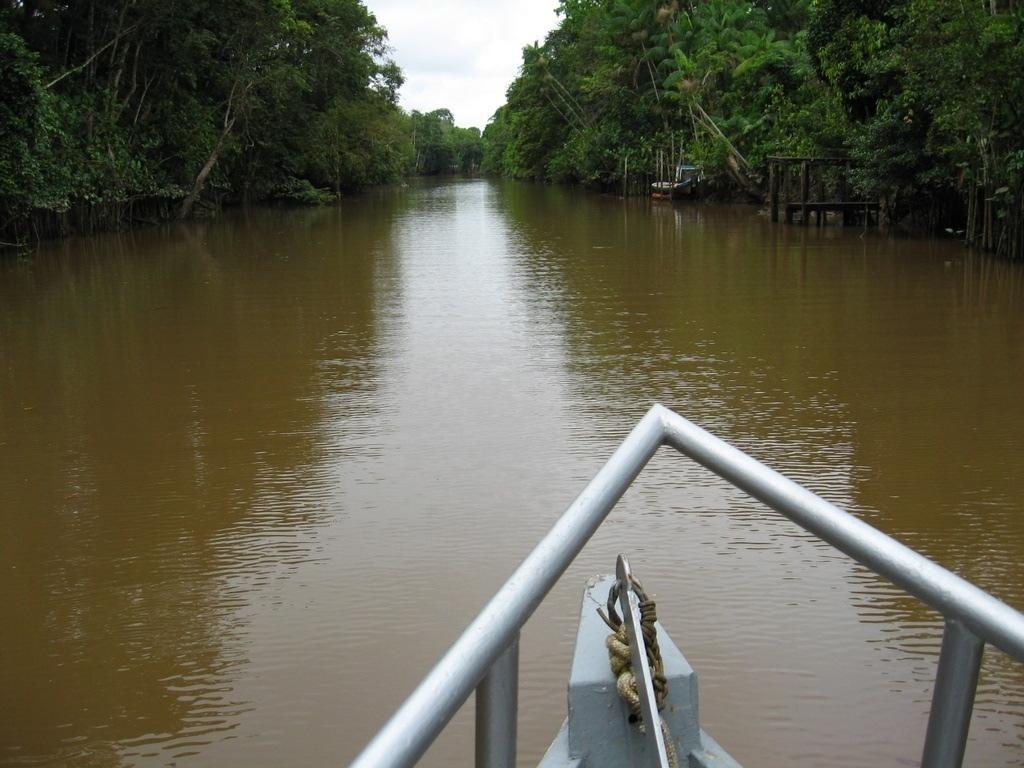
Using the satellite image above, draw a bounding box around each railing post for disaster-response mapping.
[475,634,519,768]
[920,618,984,768]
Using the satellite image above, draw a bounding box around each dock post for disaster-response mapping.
[800,161,809,226]
[769,159,779,223]
[815,163,825,226]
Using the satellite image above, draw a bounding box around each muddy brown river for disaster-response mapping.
[2,178,1023,767]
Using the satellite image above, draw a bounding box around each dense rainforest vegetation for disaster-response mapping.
[2,0,1022,260]
[485,0,1024,260]
[0,0,482,245]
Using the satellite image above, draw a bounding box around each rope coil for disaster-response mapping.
[598,571,679,768]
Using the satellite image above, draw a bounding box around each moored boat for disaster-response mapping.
[651,164,701,199]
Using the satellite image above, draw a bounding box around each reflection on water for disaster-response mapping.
[2,179,1023,767]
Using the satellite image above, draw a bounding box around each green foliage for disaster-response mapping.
[408,109,455,174]
[0,29,43,209]
[399,108,483,176]
[481,107,513,176]
[803,0,1024,255]
[0,0,412,240]
[487,0,1024,257]
[299,96,409,195]
[490,0,846,194]
[451,126,485,173]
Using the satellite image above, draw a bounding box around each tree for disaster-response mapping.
[0,27,45,219]
[409,109,457,174]
[0,0,413,244]
[451,126,484,173]
[807,0,1024,256]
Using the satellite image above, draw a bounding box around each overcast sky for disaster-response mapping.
[362,0,562,131]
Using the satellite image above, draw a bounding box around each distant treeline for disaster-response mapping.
[484,0,1024,260]
[0,0,482,246]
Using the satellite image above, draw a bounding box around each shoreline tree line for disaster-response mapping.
[2,0,1022,261]
[484,0,1024,260]
[0,0,482,247]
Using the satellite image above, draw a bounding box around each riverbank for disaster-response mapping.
[483,0,1024,261]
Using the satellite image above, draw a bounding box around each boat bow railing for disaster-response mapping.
[350,404,1024,768]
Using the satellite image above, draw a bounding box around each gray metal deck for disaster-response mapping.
[537,574,741,768]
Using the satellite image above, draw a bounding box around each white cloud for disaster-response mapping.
[363,0,560,129]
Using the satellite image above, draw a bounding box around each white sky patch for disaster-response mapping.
[363,0,561,130]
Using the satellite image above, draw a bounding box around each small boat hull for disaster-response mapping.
[651,165,701,200]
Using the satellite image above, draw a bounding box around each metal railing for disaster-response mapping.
[350,404,1024,768]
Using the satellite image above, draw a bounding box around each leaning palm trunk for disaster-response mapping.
[689,103,761,197]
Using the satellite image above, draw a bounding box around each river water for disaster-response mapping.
[2,178,1023,767]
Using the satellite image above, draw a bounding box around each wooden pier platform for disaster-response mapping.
[785,201,880,226]
[768,156,880,227]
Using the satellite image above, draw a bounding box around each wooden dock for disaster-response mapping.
[784,200,880,225]
[768,156,879,226]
